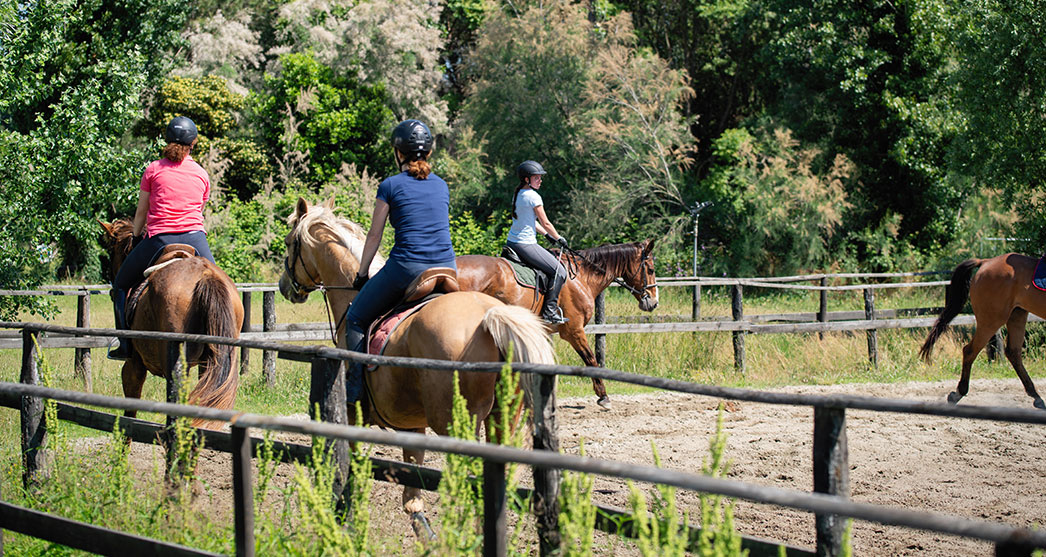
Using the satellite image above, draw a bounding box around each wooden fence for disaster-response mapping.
[5,270,1020,384]
[2,321,1046,556]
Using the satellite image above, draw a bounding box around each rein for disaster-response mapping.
[285,232,358,345]
[560,245,657,301]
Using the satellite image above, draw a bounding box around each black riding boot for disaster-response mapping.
[540,272,569,325]
[107,288,132,361]
[345,324,367,406]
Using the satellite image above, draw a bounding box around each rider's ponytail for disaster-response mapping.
[162,142,192,163]
[510,178,527,220]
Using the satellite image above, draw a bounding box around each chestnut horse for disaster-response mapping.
[277,198,555,533]
[100,219,244,429]
[920,254,1046,409]
[456,239,658,408]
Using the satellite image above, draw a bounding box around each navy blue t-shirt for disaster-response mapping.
[377,171,456,264]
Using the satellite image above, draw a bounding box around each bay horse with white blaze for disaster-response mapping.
[277,198,556,535]
[100,219,244,429]
[456,239,658,408]
[920,253,1046,409]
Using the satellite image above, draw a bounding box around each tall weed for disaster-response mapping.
[434,370,484,554]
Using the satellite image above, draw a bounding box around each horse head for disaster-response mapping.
[631,239,659,311]
[278,196,381,304]
[98,218,135,280]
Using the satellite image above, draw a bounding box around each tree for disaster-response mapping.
[0,0,188,317]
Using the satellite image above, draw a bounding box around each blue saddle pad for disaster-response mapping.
[1034,257,1046,292]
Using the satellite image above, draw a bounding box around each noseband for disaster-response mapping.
[284,234,320,296]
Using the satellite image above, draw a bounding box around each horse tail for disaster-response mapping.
[483,304,556,366]
[184,269,240,427]
[920,259,982,362]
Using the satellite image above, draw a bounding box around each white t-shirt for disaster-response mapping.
[507,188,542,244]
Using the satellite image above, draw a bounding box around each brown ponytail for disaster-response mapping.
[406,159,431,180]
[162,142,192,163]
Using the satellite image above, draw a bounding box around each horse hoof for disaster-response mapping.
[411,511,436,541]
[946,392,962,405]
[1034,398,1046,411]
[596,396,611,410]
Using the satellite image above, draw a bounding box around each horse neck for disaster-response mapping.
[574,251,628,296]
[310,230,361,320]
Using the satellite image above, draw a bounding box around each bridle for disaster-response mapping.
[561,245,658,303]
[283,230,357,344]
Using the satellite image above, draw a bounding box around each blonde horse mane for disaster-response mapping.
[289,202,386,275]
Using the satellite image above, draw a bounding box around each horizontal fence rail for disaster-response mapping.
[3,381,1045,556]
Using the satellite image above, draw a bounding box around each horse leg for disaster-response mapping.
[561,327,610,409]
[949,321,1004,404]
[402,431,436,540]
[1002,309,1046,410]
[120,358,147,419]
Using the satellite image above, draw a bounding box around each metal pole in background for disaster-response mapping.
[690,201,713,321]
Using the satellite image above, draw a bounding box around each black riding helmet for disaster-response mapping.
[392,119,434,161]
[165,116,198,146]
[517,160,547,180]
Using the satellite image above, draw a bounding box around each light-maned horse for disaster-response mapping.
[100,219,244,429]
[456,239,659,408]
[277,198,556,532]
[920,254,1046,409]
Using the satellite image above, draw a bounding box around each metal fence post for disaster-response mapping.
[232,424,256,557]
[75,293,92,391]
[21,328,46,489]
[732,284,745,374]
[818,277,828,341]
[531,372,560,556]
[864,288,878,368]
[814,406,849,557]
[483,459,507,557]
[240,291,252,376]
[263,291,277,386]
[594,292,606,367]
[310,357,350,508]
[164,341,185,480]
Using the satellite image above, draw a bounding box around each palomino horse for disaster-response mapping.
[920,254,1046,409]
[456,239,659,408]
[100,219,244,429]
[277,198,555,534]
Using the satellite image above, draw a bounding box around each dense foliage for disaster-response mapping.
[3,0,1043,318]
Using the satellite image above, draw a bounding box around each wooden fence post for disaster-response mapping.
[240,291,252,376]
[594,292,606,367]
[231,424,256,557]
[818,277,828,341]
[164,341,185,479]
[310,357,350,508]
[21,329,46,489]
[75,293,92,391]
[864,288,878,368]
[263,291,277,386]
[813,406,849,557]
[531,372,560,556]
[483,459,507,557]
[732,284,745,374]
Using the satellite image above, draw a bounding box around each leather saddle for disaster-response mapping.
[126,243,197,324]
[500,245,548,293]
[365,267,460,358]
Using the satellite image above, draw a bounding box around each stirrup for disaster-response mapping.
[541,307,569,325]
[107,342,131,361]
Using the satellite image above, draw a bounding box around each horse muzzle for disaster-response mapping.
[639,293,658,312]
[278,273,310,304]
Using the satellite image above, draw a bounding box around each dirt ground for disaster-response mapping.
[119,377,1046,555]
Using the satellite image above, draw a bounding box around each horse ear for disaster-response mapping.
[98,219,113,236]
[294,197,309,219]
[321,196,336,210]
[642,238,656,255]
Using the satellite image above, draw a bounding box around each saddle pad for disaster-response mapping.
[365,297,438,371]
[507,259,539,290]
[1034,257,1046,292]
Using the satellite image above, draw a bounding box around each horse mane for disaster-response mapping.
[290,204,386,270]
[575,242,643,281]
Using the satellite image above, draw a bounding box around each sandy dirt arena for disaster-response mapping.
[117,377,1046,555]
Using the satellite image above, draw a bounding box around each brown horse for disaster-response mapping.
[100,219,244,429]
[277,198,555,532]
[920,254,1046,409]
[456,239,658,408]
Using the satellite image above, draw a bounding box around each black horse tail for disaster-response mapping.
[920,259,982,362]
[184,268,240,426]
